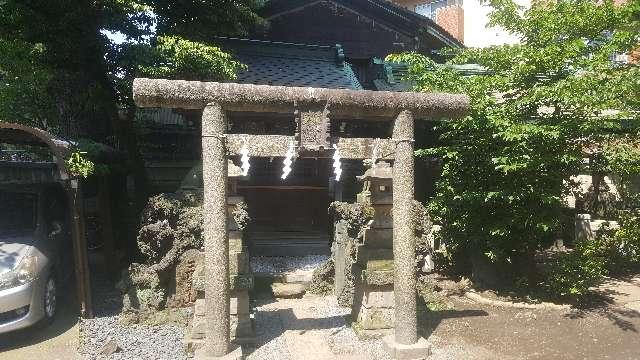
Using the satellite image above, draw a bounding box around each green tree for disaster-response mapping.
[0,0,261,208]
[389,0,640,287]
[0,39,55,129]
[0,0,260,139]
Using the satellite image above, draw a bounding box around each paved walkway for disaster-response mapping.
[595,275,640,312]
[245,295,386,360]
[0,291,81,360]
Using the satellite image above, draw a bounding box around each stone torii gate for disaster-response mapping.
[133,78,469,359]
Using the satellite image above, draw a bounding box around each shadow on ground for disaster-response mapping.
[419,308,489,338]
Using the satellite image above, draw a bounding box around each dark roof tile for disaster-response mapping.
[216,37,362,90]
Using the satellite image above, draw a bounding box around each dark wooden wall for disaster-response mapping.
[252,1,418,60]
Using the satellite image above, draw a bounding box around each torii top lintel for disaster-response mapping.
[133,78,470,119]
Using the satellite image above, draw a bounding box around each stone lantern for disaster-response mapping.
[352,161,395,335]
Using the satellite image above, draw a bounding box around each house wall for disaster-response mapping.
[435,5,464,43]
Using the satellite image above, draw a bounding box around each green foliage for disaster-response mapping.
[603,142,640,176]
[0,0,260,138]
[151,0,264,42]
[65,152,95,178]
[594,211,640,274]
[543,247,605,298]
[138,36,246,81]
[388,0,640,281]
[544,210,640,299]
[0,38,56,128]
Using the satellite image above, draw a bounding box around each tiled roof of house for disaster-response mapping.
[371,60,488,92]
[216,37,363,90]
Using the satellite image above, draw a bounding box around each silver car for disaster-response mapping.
[0,185,71,333]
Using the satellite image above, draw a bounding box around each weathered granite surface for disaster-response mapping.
[392,110,418,345]
[133,78,470,118]
[201,103,230,357]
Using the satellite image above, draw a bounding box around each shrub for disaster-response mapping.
[594,211,640,275]
[543,245,606,299]
[543,210,640,299]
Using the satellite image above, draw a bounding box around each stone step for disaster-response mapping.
[271,282,308,298]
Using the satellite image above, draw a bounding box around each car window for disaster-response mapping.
[0,191,38,235]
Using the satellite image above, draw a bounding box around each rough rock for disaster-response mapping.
[167,249,203,308]
[308,259,335,295]
[99,338,120,356]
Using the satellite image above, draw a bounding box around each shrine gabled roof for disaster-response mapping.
[260,0,464,50]
[216,37,363,90]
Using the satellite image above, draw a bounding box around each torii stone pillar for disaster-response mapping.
[382,110,432,358]
[391,110,418,345]
[197,103,239,359]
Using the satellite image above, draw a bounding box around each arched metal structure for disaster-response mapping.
[0,122,93,318]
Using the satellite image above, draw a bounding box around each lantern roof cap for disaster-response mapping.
[358,161,393,181]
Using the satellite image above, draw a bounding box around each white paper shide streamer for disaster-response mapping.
[281,142,295,180]
[240,143,250,176]
[332,144,342,181]
[370,138,380,170]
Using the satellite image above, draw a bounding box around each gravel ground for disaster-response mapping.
[78,277,188,360]
[250,255,329,274]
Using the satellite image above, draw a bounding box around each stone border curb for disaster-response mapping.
[464,290,571,311]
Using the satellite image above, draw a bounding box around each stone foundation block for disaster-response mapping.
[283,271,314,283]
[363,228,393,249]
[382,336,431,360]
[228,231,244,252]
[363,285,394,308]
[195,345,243,360]
[230,291,250,315]
[190,316,207,339]
[271,282,307,298]
[194,299,206,316]
[229,251,249,275]
[230,315,254,338]
[357,306,394,330]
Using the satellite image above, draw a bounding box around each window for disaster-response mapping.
[415,0,462,19]
[0,191,38,234]
[415,3,434,18]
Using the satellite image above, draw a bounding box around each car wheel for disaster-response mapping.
[43,275,57,323]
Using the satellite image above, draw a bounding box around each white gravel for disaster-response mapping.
[79,277,188,360]
[80,316,187,360]
[250,255,329,274]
